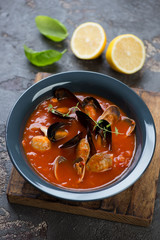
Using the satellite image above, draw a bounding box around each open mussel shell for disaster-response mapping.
[60,132,82,148]
[100,105,120,125]
[87,129,96,160]
[47,122,69,142]
[96,119,112,149]
[76,110,95,131]
[50,108,72,119]
[53,87,81,106]
[122,117,136,136]
[82,97,103,115]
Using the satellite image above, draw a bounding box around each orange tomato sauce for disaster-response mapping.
[22,93,136,190]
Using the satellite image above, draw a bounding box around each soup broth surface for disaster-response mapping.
[22,92,136,189]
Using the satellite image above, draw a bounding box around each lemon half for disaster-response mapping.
[71,22,107,60]
[106,34,145,74]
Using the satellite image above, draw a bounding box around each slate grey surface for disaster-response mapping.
[0,0,160,239]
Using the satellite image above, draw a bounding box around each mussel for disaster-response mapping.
[99,105,120,125]
[60,132,82,148]
[49,108,72,119]
[82,97,103,120]
[47,122,69,142]
[87,129,96,159]
[76,110,95,131]
[53,87,81,106]
[53,156,67,180]
[86,152,113,172]
[122,117,136,136]
[96,119,112,150]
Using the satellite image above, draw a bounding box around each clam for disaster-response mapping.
[82,96,103,119]
[53,156,67,180]
[74,157,86,183]
[100,105,120,125]
[47,122,69,142]
[76,138,90,163]
[86,152,113,172]
[122,117,136,136]
[74,137,91,182]
[60,132,82,148]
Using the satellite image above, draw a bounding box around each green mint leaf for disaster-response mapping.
[35,16,68,42]
[24,45,66,67]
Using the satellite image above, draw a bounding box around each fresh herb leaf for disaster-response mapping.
[48,104,53,112]
[115,127,119,135]
[93,119,123,136]
[35,16,68,42]
[48,102,81,117]
[24,45,66,67]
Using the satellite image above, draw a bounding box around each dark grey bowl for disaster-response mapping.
[6,71,156,201]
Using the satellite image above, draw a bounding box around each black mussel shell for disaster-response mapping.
[60,132,83,148]
[87,128,96,162]
[53,87,81,105]
[50,108,72,119]
[96,119,112,149]
[76,110,95,131]
[82,97,103,114]
[47,122,69,142]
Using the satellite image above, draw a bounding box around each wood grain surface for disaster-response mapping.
[7,73,160,227]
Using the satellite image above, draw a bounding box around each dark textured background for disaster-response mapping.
[0,0,160,239]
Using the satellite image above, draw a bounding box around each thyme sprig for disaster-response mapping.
[92,119,123,136]
[64,102,81,117]
[48,103,123,136]
[48,102,81,117]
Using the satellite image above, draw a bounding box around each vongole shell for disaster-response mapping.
[53,156,67,180]
[86,152,113,172]
[99,105,120,125]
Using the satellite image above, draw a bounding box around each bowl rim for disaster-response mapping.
[6,70,156,201]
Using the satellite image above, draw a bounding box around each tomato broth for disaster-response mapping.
[22,92,136,190]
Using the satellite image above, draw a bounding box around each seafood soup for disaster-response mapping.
[22,88,136,190]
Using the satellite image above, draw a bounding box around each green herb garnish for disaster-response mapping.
[65,103,81,117]
[48,102,81,117]
[48,103,123,136]
[92,119,123,136]
[35,16,68,42]
[24,45,66,67]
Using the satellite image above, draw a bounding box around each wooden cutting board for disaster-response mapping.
[7,72,160,227]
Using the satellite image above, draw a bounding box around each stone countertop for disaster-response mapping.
[0,0,160,239]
